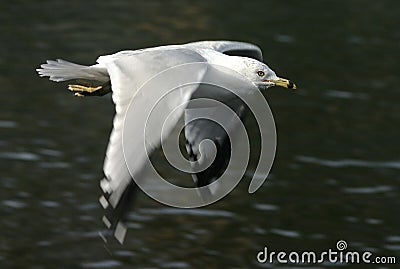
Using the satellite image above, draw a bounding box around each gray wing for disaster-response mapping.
[185,92,246,195]
[185,40,263,61]
[99,48,207,243]
[182,43,264,198]
[184,87,247,199]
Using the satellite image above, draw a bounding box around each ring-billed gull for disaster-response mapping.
[37,40,296,243]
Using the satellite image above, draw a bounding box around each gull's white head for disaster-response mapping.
[225,56,296,91]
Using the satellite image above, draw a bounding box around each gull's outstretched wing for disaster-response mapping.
[186,40,263,61]
[98,48,207,243]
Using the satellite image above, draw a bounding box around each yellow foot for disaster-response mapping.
[74,93,85,97]
[68,84,103,94]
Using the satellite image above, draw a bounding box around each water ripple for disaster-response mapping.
[270,228,301,238]
[80,260,122,268]
[3,199,27,208]
[37,148,63,157]
[0,120,17,128]
[324,89,369,100]
[114,250,135,257]
[162,261,190,268]
[254,203,280,211]
[37,240,52,247]
[343,185,394,194]
[274,34,295,43]
[140,208,235,217]
[41,200,60,208]
[296,155,400,169]
[386,235,400,242]
[365,218,383,225]
[384,244,400,251]
[0,152,40,161]
[38,162,69,169]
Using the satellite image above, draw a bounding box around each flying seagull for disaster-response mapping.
[37,40,296,243]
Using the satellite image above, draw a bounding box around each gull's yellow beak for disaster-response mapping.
[270,77,297,90]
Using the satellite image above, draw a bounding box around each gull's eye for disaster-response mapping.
[257,70,265,77]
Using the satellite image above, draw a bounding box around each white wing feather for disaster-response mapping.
[100,48,207,207]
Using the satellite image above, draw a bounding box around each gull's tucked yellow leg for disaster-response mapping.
[68,84,103,94]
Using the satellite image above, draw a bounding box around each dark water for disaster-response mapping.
[1,1,399,268]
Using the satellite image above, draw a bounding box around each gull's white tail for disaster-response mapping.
[37,59,109,83]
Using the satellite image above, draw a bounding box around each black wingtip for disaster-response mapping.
[101,178,138,244]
